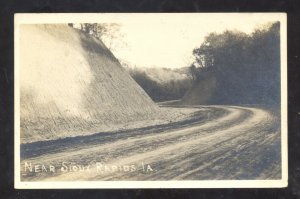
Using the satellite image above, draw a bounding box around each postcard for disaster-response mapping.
[14,13,287,188]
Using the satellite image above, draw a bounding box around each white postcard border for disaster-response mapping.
[14,13,288,189]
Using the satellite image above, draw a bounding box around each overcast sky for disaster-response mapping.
[97,14,280,69]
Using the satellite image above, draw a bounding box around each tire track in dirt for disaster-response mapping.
[20,106,280,181]
[89,107,276,181]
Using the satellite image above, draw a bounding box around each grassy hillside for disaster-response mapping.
[126,67,192,102]
[20,24,163,143]
[133,67,188,84]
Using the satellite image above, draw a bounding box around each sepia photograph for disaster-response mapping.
[14,13,287,188]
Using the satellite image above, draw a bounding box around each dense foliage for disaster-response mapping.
[129,70,192,102]
[190,22,280,105]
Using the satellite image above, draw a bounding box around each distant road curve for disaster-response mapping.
[20,105,281,181]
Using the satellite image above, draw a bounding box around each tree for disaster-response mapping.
[190,22,280,105]
[73,23,124,50]
[188,64,198,81]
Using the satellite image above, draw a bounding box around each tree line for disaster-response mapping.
[188,22,280,105]
[128,69,192,102]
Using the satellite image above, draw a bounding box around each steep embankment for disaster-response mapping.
[20,24,162,143]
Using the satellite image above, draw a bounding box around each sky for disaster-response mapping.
[96,14,281,69]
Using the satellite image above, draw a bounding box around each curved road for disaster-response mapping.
[20,105,281,181]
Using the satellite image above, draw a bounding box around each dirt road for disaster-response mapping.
[20,105,281,181]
